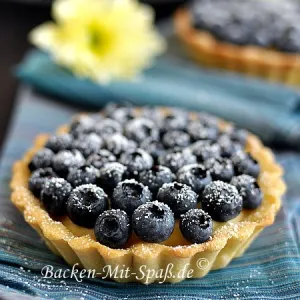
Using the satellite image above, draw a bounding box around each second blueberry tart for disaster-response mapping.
[175,0,300,86]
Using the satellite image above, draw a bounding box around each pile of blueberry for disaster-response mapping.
[191,0,300,52]
[28,104,262,249]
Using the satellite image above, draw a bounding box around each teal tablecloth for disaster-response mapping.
[0,87,299,299]
[17,50,300,150]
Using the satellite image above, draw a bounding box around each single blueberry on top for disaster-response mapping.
[29,148,54,172]
[66,184,109,228]
[72,133,103,158]
[97,162,127,195]
[159,148,197,173]
[94,118,122,139]
[204,157,235,182]
[162,109,188,132]
[67,165,99,187]
[94,209,131,249]
[41,178,72,216]
[231,151,260,178]
[225,127,248,147]
[119,149,153,177]
[230,175,263,209]
[105,133,137,156]
[69,115,95,137]
[45,134,73,153]
[187,121,219,142]
[29,168,57,197]
[157,182,198,218]
[195,112,219,128]
[139,165,175,196]
[276,25,300,53]
[132,201,175,243]
[217,134,243,158]
[180,209,213,244]
[162,130,191,149]
[125,117,159,143]
[111,179,152,216]
[177,164,212,194]
[106,105,136,124]
[86,150,116,169]
[201,181,242,222]
[52,149,85,178]
[140,107,164,126]
[190,141,221,163]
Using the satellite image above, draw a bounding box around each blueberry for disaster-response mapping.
[41,178,72,216]
[111,179,152,216]
[105,133,137,156]
[67,165,99,187]
[276,25,300,53]
[163,109,188,132]
[119,149,153,177]
[29,148,54,172]
[201,181,242,222]
[159,148,197,173]
[132,201,175,243]
[215,19,251,45]
[125,117,159,143]
[180,209,213,244]
[190,141,221,163]
[139,165,175,196]
[86,150,116,169]
[45,134,73,153]
[67,184,109,228]
[103,103,120,116]
[218,134,243,158]
[140,138,165,164]
[230,175,263,209]
[195,112,219,128]
[204,157,234,182]
[106,105,136,124]
[162,130,191,149]
[52,150,85,177]
[29,168,57,197]
[89,113,104,123]
[249,26,274,48]
[70,115,95,137]
[72,133,103,158]
[97,162,127,195]
[140,107,164,125]
[225,127,249,147]
[231,151,260,178]
[157,182,198,218]
[187,121,219,142]
[94,209,131,249]
[94,118,122,139]
[177,164,212,194]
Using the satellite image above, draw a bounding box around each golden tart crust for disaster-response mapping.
[174,8,300,87]
[10,112,285,284]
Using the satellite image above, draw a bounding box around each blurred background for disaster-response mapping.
[1,0,300,154]
[0,0,189,152]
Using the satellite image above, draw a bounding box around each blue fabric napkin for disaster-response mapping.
[17,49,300,149]
[0,87,299,299]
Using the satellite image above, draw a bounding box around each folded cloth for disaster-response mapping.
[16,49,300,149]
[0,87,299,299]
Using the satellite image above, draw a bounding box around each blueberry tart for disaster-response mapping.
[11,106,285,284]
[175,0,300,86]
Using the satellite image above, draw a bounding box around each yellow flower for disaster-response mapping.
[30,0,165,83]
